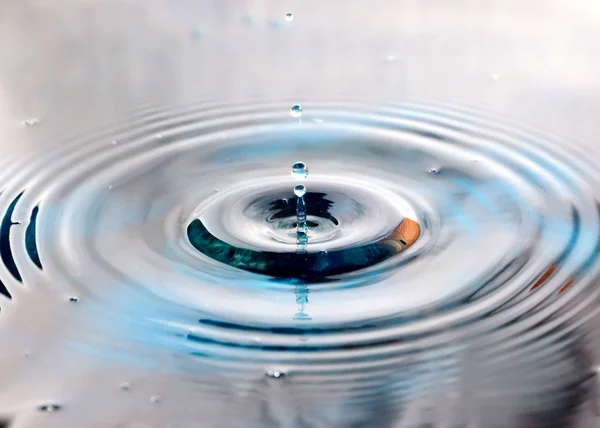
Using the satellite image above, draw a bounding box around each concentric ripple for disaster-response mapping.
[0,99,599,427]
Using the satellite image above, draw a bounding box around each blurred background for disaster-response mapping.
[1,0,599,156]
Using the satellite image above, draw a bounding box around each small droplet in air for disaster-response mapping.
[291,161,308,179]
[23,118,39,126]
[38,404,61,413]
[290,104,303,118]
[266,370,285,379]
[150,395,161,403]
[294,184,306,198]
[68,297,79,303]
[285,13,294,22]
[428,168,440,175]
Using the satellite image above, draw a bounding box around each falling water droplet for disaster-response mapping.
[150,395,161,403]
[68,297,79,303]
[23,118,39,127]
[285,13,294,22]
[38,404,61,413]
[266,370,285,379]
[290,104,303,118]
[294,184,306,198]
[291,161,309,179]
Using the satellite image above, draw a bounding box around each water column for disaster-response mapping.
[291,161,309,252]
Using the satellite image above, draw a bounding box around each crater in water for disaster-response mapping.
[1,99,599,427]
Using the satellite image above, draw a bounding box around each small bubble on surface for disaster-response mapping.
[266,370,285,379]
[23,118,39,126]
[291,161,308,179]
[290,104,303,118]
[38,404,61,413]
[294,184,306,198]
[285,13,294,22]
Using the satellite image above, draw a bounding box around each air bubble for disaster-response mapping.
[290,104,303,118]
[285,13,294,22]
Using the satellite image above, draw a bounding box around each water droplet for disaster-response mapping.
[120,382,131,391]
[291,161,308,179]
[290,104,303,118]
[23,118,39,126]
[38,404,61,412]
[285,13,294,22]
[68,297,79,303]
[428,168,440,175]
[266,370,285,379]
[294,184,306,198]
[150,395,161,403]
